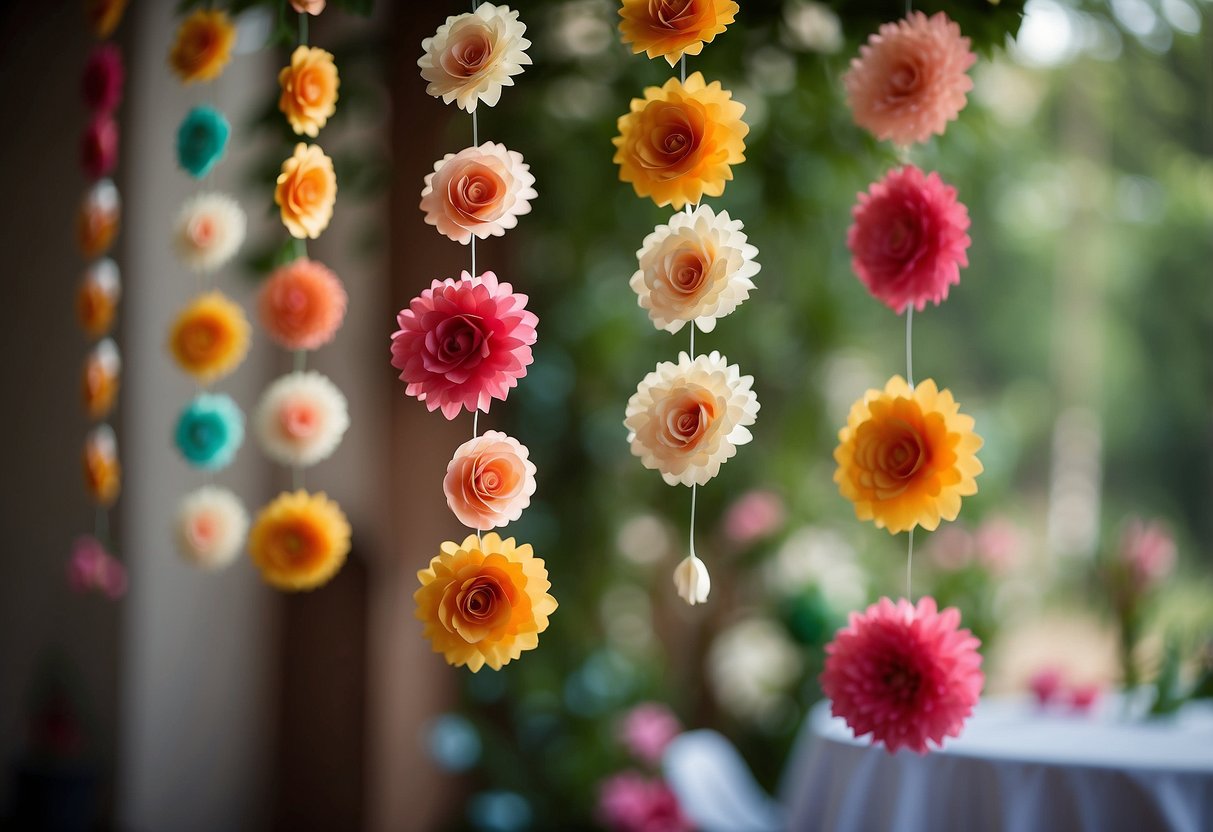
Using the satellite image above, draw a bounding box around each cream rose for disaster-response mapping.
[418,3,532,113]
[443,430,537,530]
[420,142,536,244]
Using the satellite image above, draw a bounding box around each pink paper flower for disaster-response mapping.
[722,490,785,547]
[1119,518,1177,589]
[81,114,119,180]
[843,11,975,147]
[420,142,536,244]
[1069,683,1102,713]
[82,44,125,113]
[390,270,537,419]
[1028,666,1064,707]
[821,596,983,754]
[974,517,1023,575]
[598,772,693,832]
[925,524,974,572]
[617,703,682,767]
[67,535,127,600]
[847,165,970,314]
[443,430,537,529]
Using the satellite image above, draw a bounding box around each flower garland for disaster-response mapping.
[396,2,556,672]
[166,8,252,574]
[71,0,130,599]
[248,1,351,592]
[612,1,760,606]
[822,10,985,754]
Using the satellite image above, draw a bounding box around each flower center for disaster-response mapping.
[298,68,324,104]
[451,163,506,220]
[888,59,922,100]
[885,215,921,261]
[279,400,319,440]
[426,314,489,376]
[667,248,708,295]
[882,659,923,703]
[659,389,716,449]
[651,0,698,29]
[444,29,493,77]
[190,216,216,248]
[183,319,222,359]
[880,419,926,480]
[189,419,218,450]
[189,512,219,548]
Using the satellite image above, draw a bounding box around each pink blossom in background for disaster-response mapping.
[617,703,682,767]
[925,524,973,571]
[1068,683,1102,713]
[81,44,125,113]
[722,490,785,546]
[1028,667,1064,707]
[81,114,119,180]
[847,165,971,314]
[67,536,127,600]
[598,772,694,832]
[974,517,1023,575]
[1119,518,1177,589]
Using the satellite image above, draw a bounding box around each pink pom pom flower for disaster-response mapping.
[821,596,983,754]
[617,703,682,767]
[81,114,119,180]
[82,44,125,113]
[67,535,127,600]
[847,165,970,314]
[597,772,693,832]
[390,270,537,420]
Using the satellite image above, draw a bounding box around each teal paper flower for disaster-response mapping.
[177,106,230,179]
[175,393,244,470]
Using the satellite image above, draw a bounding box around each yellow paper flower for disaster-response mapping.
[834,376,982,534]
[415,533,557,672]
[168,10,236,84]
[168,291,251,383]
[613,72,748,210]
[619,0,739,66]
[279,46,340,137]
[248,491,351,591]
[83,338,121,421]
[275,143,337,239]
[84,425,120,507]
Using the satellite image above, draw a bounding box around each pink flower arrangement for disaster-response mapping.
[617,703,682,767]
[81,114,119,180]
[390,270,537,419]
[847,165,970,314]
[821,596,983,754]
[843,11,975,147]
[1119,518,1177,590]
[443,430,537,529]
[721,489,785,547]
[420,142,536,244]
[67,535,127,600]
[1029,666,1102,714]
[598,772,693,832]
[82,44,125,113]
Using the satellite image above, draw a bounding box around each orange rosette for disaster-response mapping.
[77,259,121,338]
[83,339,121,421]
[248,490,351,591]
[257,257,347,351]
[76,180,121,259]
[169,9,236,84]
[168,291,251,383]
[619,0,739,66]
[278,46,340,138]
[83,425,121,507]
[275,143,337,239]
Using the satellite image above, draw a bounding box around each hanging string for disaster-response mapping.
[298,11,308,46]
[906,527,915,600]
[680,55,686,84]
[905,306,914,387]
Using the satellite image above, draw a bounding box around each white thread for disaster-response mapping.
[905,306,914,388]
[906,527,915,601]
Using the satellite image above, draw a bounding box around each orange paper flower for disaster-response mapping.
[258,257,347,350]
[415,533,557,672]
[76,180,120,259]
[77,259,121,338]
[619,0,739,66]
[168,291,251,383]
[248,491,351,591]
[279,46,340,138]
[613,72,748,210]
[83,338,121,421]
[275,143,337,239]
[86,0,128,39]
[84,425,120,506]
[834,376,982,534]
[169,10,235,84]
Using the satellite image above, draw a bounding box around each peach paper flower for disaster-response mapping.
[613,72,748,210]
[173,192,247,274]
[420,142,536,245]
[443,430,537,530]
[279,46,339,137]
[258,257,348,350]
[834,375,982,534]
[84,424,120,506]
[275,143,337,239]
[83,338,121,421]
[631,204,758,334]
[77,180,120,259]
[254,371,349,468]
[419,3,532,113]
[249,490,351,591]
[619,0,739,66]
[290,0,326,14]
[77,259,121,338]
[168,291,251,383]
[843,11,975,147]
[176,486,249,570]
[625,350,759,487]
[168,9,236,84]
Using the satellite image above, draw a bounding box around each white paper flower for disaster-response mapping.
[176,486,249,570]
[173,192,247,273]
[254,371,349,467]
[673,554,711,605]
[630,205,759,334]
[708,618,803,723]
[418,3,532,113]
[624,350,759,487]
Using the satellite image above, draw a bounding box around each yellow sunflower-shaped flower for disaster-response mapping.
[415,533,557,672]
[169,10,236,84]
[168,291,250,383]
[248,491,351,591]
[619,0,739,66]
[613,72,748,210]
[834,375,982,534]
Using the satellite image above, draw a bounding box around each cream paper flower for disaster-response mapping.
[673,554,710,605]
[420,142,537,244]
[419,3,532,113]
[175,486,249,570]
[630,205,759,334]
[254,371,349,468]
[173,192,246,273]
[625,350,759,487]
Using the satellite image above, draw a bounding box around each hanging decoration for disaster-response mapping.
[397,3,556,671]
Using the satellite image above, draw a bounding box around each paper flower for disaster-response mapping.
[81,44,124,113]
[278,46,339,138]
[625,350,759,487]
[722,490,785,546]
[257,258,347,351]
[1119,518,1177,590]
[86,0,128,39]
[76,179,120,259]
[420,142,537,244]
[175,393,244,471]
[618,0,738,66]
[168,9,236,84]
[175,486,249,570]
[80,113,119,180]
[418,3,532,113]
[672,554,710,605]
[843,11,976,147]
[77,259,121,338]
[290,0,326,14]
[168,291,251,383]
[834,376,982,534]
[177,106,230,179]
[390,270,537,419]
[613,72,748,210]
[631,205,758,333]
[254,372,349,468]
[173,192,246,273]
[83,338,121,421]
[415,532,557,672]
[68,535,127,600]
[848,165,970,314]
[597,772,693,832]
[275,143,337,239]
[249,490,351,591]
[83,425,120,506]
[443,430,537,530]
[617,703,682,767]
[821,596,983,754]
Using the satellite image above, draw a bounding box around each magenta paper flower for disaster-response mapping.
[847,165,970,314]
[81,114,119,180]
[67,535,127,600]
[82,43,125,113]
[390,270,537,419]
[821,596,982,754]
[420,142,536,244]
[617,703,682,767]
[597,772,693,832]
